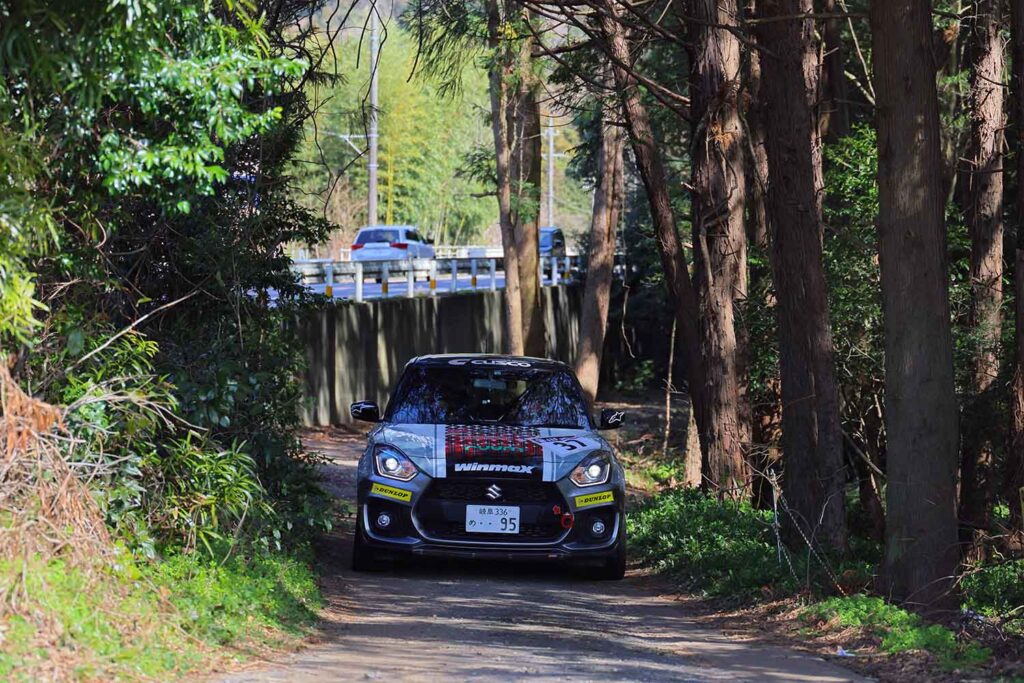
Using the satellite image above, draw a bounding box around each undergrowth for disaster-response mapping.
[629,487,1001,671]
[0,549,321,681]
[801,596,991,669]
[628,487,795,599]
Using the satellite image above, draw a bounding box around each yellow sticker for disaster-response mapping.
[574,490,614,508]
[370,482,413,503]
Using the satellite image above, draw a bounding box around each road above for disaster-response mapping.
[218,430,865,683]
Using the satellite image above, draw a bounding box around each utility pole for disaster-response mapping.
[368,7,380,227]
[546,115,556,226]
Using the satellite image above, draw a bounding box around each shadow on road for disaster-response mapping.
[218,428,864,683]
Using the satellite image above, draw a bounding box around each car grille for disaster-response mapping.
[414,479,567,543]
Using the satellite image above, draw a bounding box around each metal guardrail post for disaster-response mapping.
[325,263,334,298]
[450,259,458,293]
[551,255,559,284]
[471,259,478,289]
[489,259,497,291]
[355,262,364,302]
[429,260,437,296]
[382,262,390,298]
[406,259,415,298]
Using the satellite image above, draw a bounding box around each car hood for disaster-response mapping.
[372,423,610,482]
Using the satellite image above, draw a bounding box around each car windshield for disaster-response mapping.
[356,229,400,244]
[388,363,590,428]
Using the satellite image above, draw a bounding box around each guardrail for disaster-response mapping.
[292,255,579,303]
[294,245,578,263]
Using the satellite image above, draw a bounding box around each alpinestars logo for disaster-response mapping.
[453,463,535,474]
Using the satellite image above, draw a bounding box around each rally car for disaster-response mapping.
[350,354,627,579]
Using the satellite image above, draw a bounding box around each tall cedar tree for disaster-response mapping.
[596,2,711,488]
[686,0,750,498]
[755,0,847,553]
[509,80,546,357]
[575,88,626,402]
[1010,0,1024,544]
[959,0,1006,556]
[819,0,850,140]
[871,0,961,609]
[487,0,526,354]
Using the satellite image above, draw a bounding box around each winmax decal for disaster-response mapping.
[574,490,614,508]
[370,482,413,503]
[454,463,536,474]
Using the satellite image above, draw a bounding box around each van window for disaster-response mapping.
[356,229,400,244]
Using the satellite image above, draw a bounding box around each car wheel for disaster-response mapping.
[590,530,626,581]
[351,529,385,573]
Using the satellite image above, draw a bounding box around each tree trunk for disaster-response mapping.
[820,0,851,140]
[743,0,778,510]
[958,0,1006,558]
[1009,0,1024,546]
[686,0,750,499]
[870,0,960,610]
[598,3,749,496]
[755,0,848,553]
[745,1,770,251]
[575,92,625,402]
[487,0,524,355]
[510,84,546,357]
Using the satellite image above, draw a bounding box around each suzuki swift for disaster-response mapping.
[350,354,627,579]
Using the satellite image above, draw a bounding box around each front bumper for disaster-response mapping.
[356,473,624,564]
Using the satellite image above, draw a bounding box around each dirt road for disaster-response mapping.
[220,430,865,683]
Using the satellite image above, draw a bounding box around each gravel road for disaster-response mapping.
[219,430,866,683]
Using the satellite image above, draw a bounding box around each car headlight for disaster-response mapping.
[374,446,419,481]
[569,453,611,487]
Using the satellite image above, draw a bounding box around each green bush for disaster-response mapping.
[961,558,1024,627]
[628,488,793,599]
[802,596,990,669]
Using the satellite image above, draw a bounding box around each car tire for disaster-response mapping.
[590,530,626,581]
[351,529,385,573]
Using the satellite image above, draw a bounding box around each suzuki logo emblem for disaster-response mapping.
[485,484,502,500]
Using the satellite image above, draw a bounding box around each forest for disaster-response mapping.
[2,0,1024,679]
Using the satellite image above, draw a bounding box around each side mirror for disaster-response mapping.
[598,408,625,430]
[351,401,381,423]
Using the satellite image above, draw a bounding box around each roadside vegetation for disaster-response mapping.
[618,414,1023,678]
[0,1,340,678]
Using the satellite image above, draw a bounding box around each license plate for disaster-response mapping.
[465,505,520,534]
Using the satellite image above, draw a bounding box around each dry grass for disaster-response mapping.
[0,363,112,566]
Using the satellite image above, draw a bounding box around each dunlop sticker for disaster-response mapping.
[574,490,614,508]
[370,482,413,503]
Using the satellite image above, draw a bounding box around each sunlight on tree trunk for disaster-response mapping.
[597,1,721,493]
[958,0,1006,560]
[686,0,750,500]
[487,0,525,355]
[575,86,625,403]
[511,84,546,357]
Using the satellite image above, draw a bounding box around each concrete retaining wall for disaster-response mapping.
[298,286,582,426]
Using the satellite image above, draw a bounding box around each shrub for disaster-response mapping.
[628,488,793,599]
[961,558,1024,631]
[802,596,990,669]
